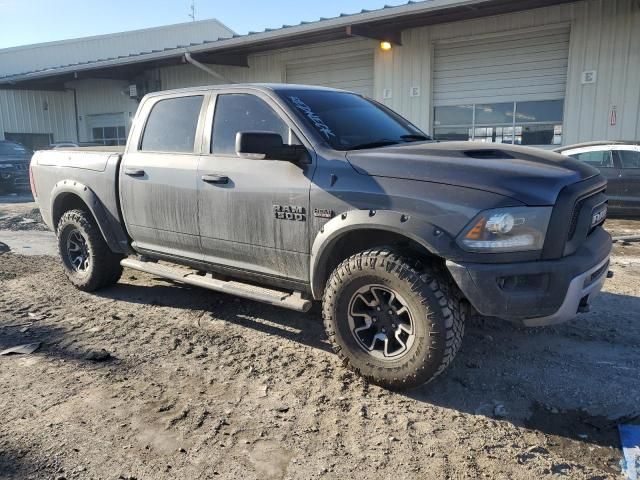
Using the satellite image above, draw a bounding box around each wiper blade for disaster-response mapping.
[400,134,431,141]
[349,140,401,150]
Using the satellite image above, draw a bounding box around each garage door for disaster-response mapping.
[285,53,374,97]
[433,27,570,105]
[432,27,570,146]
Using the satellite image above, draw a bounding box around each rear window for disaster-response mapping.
[140,96,204,153]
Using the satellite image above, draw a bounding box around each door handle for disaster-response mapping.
[202,174,229,185]
[124,168,145,177]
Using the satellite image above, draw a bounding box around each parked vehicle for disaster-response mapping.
[555,141,640,215]
[0,140,32,193]
[30,84,612,389]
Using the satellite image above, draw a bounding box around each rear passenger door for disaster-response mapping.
[615,147,640,213]
[120,93,207,258]
[197,91,314,283]
[568,148,624,209]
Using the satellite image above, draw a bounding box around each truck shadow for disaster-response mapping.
[97,279,333,354]
[97,282,639,460]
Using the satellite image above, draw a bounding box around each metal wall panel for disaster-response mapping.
[67,79,140,142]
[0,89,76,142]
[563,0,640,144]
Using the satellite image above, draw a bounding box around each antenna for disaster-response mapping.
[189,0,196,21]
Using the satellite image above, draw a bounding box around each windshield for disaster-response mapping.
[0,142,31,156]
[277,90,431,151]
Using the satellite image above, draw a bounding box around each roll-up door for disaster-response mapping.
[433,27,570,105]
[432,27,570,146]
[286,53,374,97]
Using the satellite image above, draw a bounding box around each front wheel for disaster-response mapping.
[57,209,123,291]
[322,249,465,390]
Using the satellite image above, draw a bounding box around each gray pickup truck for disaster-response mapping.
[31,84,612,389]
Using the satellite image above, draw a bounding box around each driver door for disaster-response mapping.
[197,91,314,283]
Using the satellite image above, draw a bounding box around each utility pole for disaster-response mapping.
[188,0,196,21]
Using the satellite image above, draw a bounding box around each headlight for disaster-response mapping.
[457,207,552,252]
[0,164,14,169]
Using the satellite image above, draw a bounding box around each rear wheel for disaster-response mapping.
[57,209,123,291]
[322,249,465,390]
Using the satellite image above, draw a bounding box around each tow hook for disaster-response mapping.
[578,296,590,314]
[607,271,614,279]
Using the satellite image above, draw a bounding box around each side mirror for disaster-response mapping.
[235,132,307,162]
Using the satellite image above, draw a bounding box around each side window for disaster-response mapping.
[618,150,640,169]
[212,94,290,156]
[141,96,204,153]
[570,150,614,168]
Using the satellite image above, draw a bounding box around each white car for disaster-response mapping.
[555,141,640,215]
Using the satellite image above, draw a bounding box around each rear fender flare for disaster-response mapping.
[50,180,129,254]
[309,209,443,299]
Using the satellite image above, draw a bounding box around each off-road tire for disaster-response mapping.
[322,249,465,390]
[57,209,123,291]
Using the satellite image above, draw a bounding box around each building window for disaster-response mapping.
[92,126,127,146]
[433,100,564,146]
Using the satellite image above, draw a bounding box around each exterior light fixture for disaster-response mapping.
[380,41,393,51]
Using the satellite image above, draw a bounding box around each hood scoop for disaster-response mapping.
[464,149,514,160]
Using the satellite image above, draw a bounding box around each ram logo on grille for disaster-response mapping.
[591,205,607,227]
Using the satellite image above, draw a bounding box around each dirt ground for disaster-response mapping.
[1,194,640,480]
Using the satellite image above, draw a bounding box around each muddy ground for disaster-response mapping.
[1,195,639,480]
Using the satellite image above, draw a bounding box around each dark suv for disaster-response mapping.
[0,141,32,193]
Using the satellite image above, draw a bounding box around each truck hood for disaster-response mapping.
[346,142,599,205]
[0,155,30,164]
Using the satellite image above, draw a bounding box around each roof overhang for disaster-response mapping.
[0,0,578,90]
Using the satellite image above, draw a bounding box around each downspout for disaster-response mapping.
[62,87,80,142]
[184,52,233,84]
[71,88,80,143]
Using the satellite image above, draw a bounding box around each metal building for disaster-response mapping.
[0,19,234,148]
[0,0,638,150]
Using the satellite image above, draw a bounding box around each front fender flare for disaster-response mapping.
[50,180,129,254]
[309,209,447,299]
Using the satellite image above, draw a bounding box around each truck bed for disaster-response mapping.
[30,148,129,253]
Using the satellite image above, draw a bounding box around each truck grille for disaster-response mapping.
[543,176,608,260]
[567,190,607,241]
[567,199,585,240]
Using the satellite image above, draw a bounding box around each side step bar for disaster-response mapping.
[120,258,312,313]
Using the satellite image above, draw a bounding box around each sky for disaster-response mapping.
[0,0,408,49]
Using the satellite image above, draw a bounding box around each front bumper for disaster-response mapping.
[446,227,612,326]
